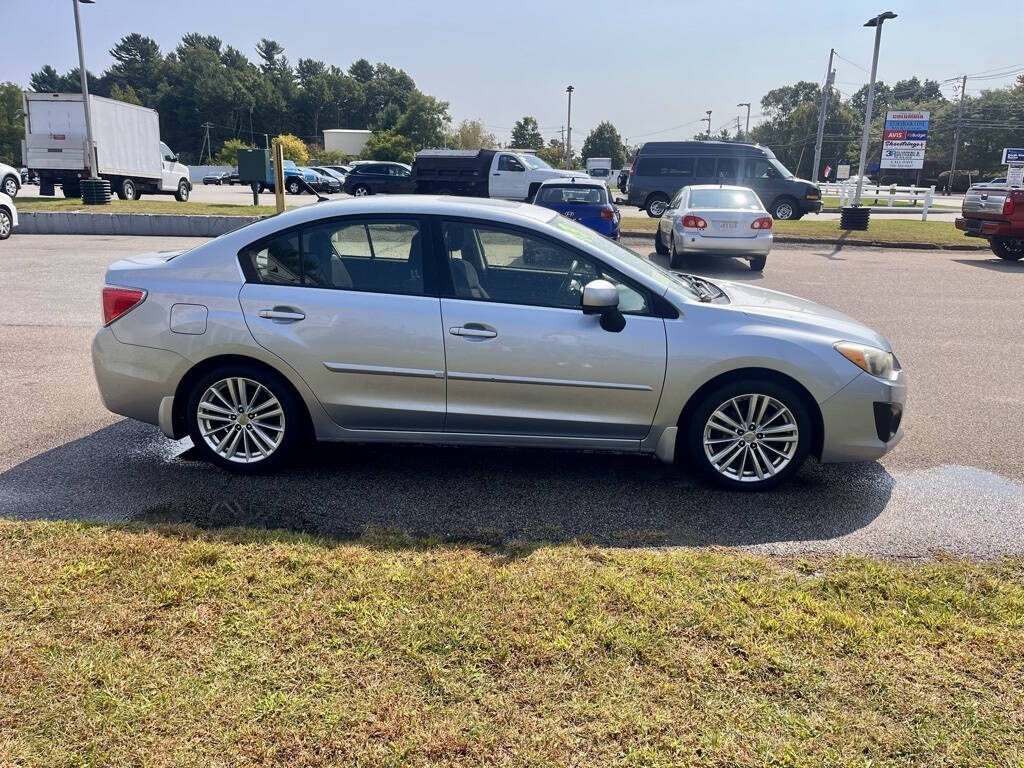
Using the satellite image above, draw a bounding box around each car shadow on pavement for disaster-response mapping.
[952,258,1024,273]
[0,420,894,550]
[643,252,766,281]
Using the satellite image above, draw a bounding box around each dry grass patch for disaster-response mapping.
[1,520,1022,767]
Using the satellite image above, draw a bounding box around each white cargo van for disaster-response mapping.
[586,157,612,180]
[22,92,191,201]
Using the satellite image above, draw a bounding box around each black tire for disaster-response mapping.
[0,208,12,240]
[62,181,81,199]
[771,196,799,220]
[668,234,686,269]
[186,363,305,474]
[645,194,669,218]
[654,227,669,255]
[684,378,813,491]
[120,178,137,201]
[175,180,190,202]
[749,256,767,272]
[991,237,1024,261]
[286,178,303,195]
[258,183,267,194]
[352,184,371,197]
[2,175,18,198]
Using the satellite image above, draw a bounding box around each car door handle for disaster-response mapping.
[259,308,305,322]
[449,325,497,339]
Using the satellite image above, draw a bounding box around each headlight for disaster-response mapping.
[834,341,899,381]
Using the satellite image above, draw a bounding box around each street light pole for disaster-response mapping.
[736,103,750,139]
[704,110,712,139]
[812,48,835,184]
[565,85,574,170]
[72,0,98,180]
[854,11,897,207]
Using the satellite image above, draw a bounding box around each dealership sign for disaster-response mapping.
[881,110,929,169]
[1001,147,1024,164]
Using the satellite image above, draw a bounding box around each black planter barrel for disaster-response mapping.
[840,206,870,231]
[81,177,112,206]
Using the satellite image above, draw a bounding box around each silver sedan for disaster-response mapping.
[92,196,905,490]
[655,185,773,271]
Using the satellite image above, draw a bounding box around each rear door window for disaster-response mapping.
[636,157,694,177]
[694,157,715,178]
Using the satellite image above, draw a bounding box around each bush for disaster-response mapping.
[360,130,412,164]
[271,134,309,165]
[307,147,352,165]
[214,138,254,167]
[937,169,979,193]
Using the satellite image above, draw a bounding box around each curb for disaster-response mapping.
[16,211,264,237]
[619,230,986,251]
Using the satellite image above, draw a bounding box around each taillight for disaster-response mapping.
[628,159,636,176]
[599,204,615,220]
[102,285,146,325]
[681,215,707,229]
[751,216,773,230]
[1003,197,1015,216]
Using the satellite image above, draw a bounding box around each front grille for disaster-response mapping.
[873,402,903,442]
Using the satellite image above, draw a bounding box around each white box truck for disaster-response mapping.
[22,92,192,201]
[586,157,612,180]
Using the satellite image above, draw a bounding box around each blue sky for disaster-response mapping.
[3,0,1022,145]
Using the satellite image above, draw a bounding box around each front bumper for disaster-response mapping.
[818,369,907,463]
[92,326,190,431]
[801,199,823,214]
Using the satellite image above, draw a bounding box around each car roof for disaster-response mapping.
[639,140,770,157]
[536,177,606,188]
[685,184,759,192]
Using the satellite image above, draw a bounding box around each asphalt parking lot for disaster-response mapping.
[0,233,1021,557]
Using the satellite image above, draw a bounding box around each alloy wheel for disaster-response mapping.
[196,376,285,464]
[702,393,799,483]
[775,202,795,220]
[0,211,10,238]
[3,177,17,197]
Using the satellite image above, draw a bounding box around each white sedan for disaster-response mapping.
[655,185,773,271]
[0,192,17,240]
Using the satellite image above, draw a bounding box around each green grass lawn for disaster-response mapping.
[1,520,1022,766]
[621,216,982,247]
[15,197,280,216]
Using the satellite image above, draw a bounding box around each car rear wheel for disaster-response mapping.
[749,256,767,271]
[352,185,371,197]
[685,379,812,491]
[668,234,686,269]
[654,227,669,255]
[187,365,303,474]
[991,237,1024,261]
[645,194,669,218]
[0,209,12,240]
[2,175,18,197]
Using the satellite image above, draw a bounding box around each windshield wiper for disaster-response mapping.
[671,272,715,302]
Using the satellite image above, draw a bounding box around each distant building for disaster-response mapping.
[323,129,373,156]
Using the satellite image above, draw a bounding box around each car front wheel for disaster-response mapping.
[685,379,812,490]
[175,180,190,202]
[0,208,12,240]
[772,197,800,220]
[186,365,303,473]
[2,175,18,197]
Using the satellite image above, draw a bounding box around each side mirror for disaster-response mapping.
[582,279,625,332]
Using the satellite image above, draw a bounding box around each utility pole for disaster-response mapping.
[736,102,751,138]
[854,12,897,207]
[946,74,967,195]
[704,110,712,139]
[565,86,574,170]
[812,48,836,184]
[735,116,741,138]
[199,122,214,165]
[72,0,97,180]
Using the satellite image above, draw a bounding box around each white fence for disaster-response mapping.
[820,181,940,221]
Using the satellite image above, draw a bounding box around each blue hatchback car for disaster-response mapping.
[531,178,620,239]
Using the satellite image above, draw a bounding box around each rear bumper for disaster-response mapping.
[819,369,907,463]
[674,226,772,256]
[955,217,1017,238]
[92,326,190,431]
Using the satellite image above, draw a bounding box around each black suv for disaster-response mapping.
[626,141,821,219]
[342,162,415,196]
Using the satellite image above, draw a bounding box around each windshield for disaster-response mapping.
[769,158,794,178]
[549,216,702,300]
[519,154,551,170]
[690,188,762,210]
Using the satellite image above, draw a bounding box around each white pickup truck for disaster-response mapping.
[411,149,587,200]
[22,92,192,201]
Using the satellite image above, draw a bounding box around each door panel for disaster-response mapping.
[441,299,666,438]
[490,154,529,199]
[237,217,445,431]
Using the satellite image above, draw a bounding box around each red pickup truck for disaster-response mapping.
[955,186,1024,260]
